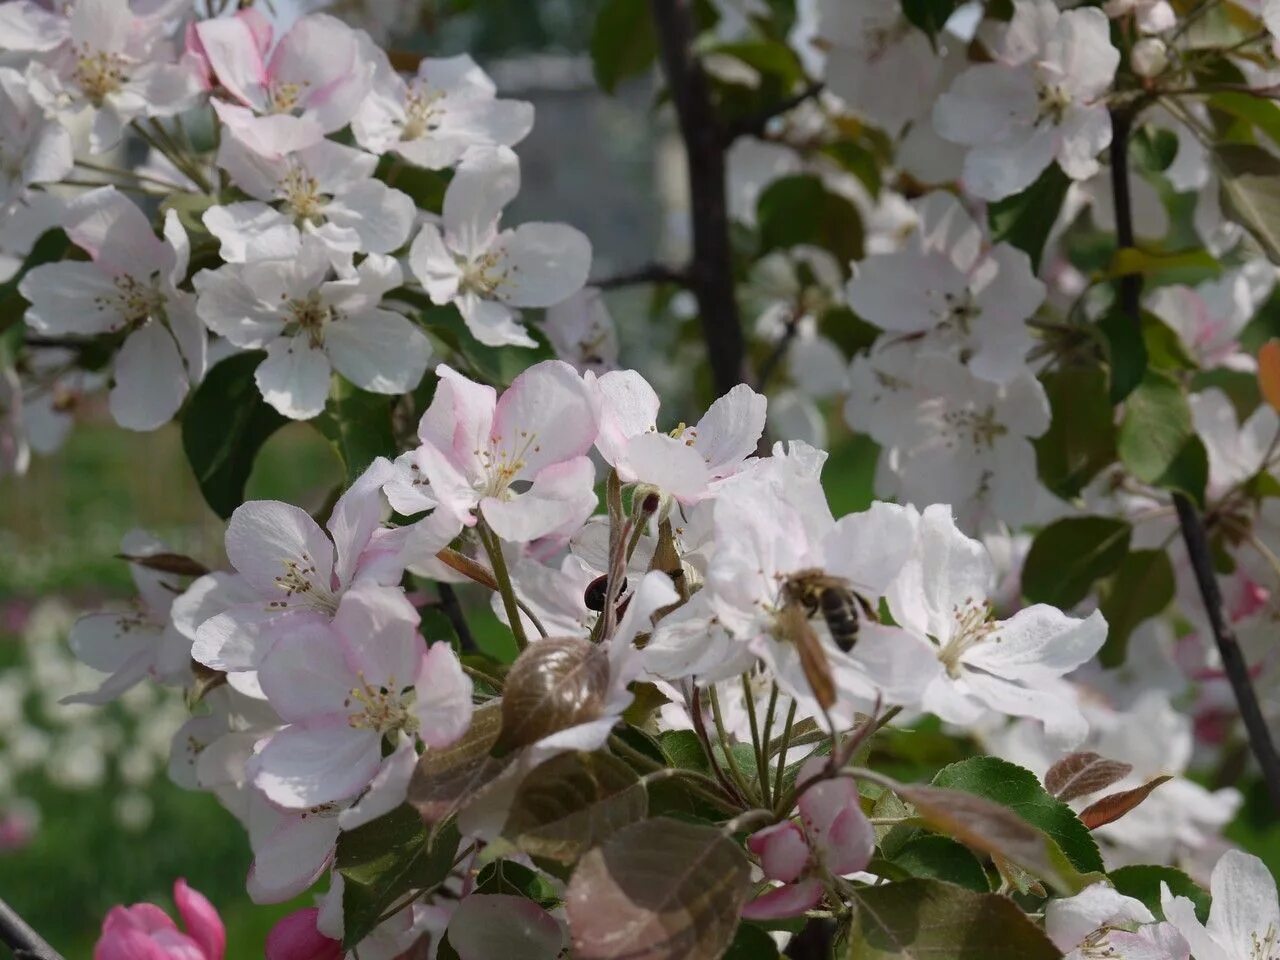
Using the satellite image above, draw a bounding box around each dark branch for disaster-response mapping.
[1109,107,1280,811]
[0,896,64,960]
[755,313,801,392]
[592,263,691,290]
[649,0,749,396]
[725,81,825,144]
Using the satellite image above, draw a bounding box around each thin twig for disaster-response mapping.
[436,583,477,654]
[0,896,63,960]
[593,263,691,290]
[725,81,825,143]
[649,0,749,395]
[1110,107,1280,811]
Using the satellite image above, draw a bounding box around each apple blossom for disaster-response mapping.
[193,236,430,419]
[352,53,533,169]
[407,145,592,347]
[20,186,206,431]
[1046,884,1188,960]
[1162,850,1280,960]
[94,879,225,960]
[933,0,1120,200]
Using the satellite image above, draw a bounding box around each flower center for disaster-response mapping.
[942,406,1007,450]
[458,250,510,298]
[941,290,981,336]
[345,673,419,737]
[94,273,166,328]
[1252,925,1280,960]
[476,430,543,497]
[1035,80,1072,125]
[73,46,129,105]
[286,294,333,349]
[401,85,445,141]
[266,551,337,614]
[280,166,326,221]
[936,598,996,678]
[268,81,307,114]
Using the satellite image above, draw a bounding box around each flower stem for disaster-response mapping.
[709,683,756,803]
[476,516,528,651]
[771,697,797,813]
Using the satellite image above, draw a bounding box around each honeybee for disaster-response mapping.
[777,570,877,711]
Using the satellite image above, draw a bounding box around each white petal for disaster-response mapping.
[691,383,766,475]
[495,223,592,308]
[445,145,520,258]
[257,621,352,722]
[225,498,336,598]
[414,642,474,749]
[256,335,333,419]
[325,180,415,255]
[1206,850,1280,959]
[254,718,381,808]
[325,308,431,395]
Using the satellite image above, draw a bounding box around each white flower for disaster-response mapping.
[407,145,592,348]
[1149,263,1276,373]
[888,505,1107,746]
[19,186,206,431]
[933,0,1120,201]
[1162,850,1280,960]
[23,0,201,152]
[352,53,533,169]
[848,192,1045,382]
[193,235,430,419]
[544,287,619,375]
[818,0,941,137]
[1047,883,1188,960]
[205,137,416,262]
[0,67,71,209]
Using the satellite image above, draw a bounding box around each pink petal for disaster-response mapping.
[173,880,225,960]
[740,879,824,921]
[95,927,171,960]
[265,908,343,960]
[822,806,876,876]
[747,822,811,883]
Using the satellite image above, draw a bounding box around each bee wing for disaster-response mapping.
[781,604,836,711]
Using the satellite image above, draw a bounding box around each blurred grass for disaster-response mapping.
[0,417,340,957]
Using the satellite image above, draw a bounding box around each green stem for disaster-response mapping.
[608,735,739,813]
[709,684,756,803]
[742,673,768,807]
[772,699,797,815]
[476,516,528,651]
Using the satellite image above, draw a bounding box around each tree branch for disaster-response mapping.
[649,0,749,396]
[592,263,691,290]
[1110,107,1280,811]
[0,896,63,960]
[436,583,477,654]
[724,81,825,144]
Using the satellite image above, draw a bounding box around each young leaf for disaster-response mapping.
[1078,776,1172,830]
[845,879,1062,959]
[901,0,961,40]
[1098,307,1148,404]
[335,805,461,947]
[567,817,751,960]
[888,780,1097,895]
[447,895,564,960]
[988,164,1071,272]
[931,756,1104,875]
[502,751,648,863]
[1044,752,1132,802]
[0,228,69,335]
[115,552,210,577]
[181,352,288,519]
[1109,864,1211,922]
[495,637,612,755]
[311,376,397,484]
[591,0,657,94]
[1118,370,1194,484]
[1032,366,1118,498]
[1216,143,1280,264]
[1022,516,1131,609]
[891,835,991,892]
[408,700,508,824]
[1098,549,1176,666]
[1259,339,1280,412]
[757,175,864,266]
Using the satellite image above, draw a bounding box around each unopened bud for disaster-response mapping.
[632,484,672,523]
[584,574,611,612]
[1131,38,1167,79]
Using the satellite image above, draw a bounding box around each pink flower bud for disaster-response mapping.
[266,908,343,960]
[94,881,224,960]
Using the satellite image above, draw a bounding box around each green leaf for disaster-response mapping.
[891,835,991,892]
[1209,92,1280,149]
[1155,434,1209,507]
[335,804,461,947]
[502,751,648,863]
[408,700,510,824]
[591,0,657,94]
[1143,312,1199,372]
[1106,247,1221,283]
[988,164,1071,273]
[1099,308,1148,403]
[311,376,397,484]
[901,0,961,39]
[1098,550,1175,667]
[846,879,1063,959]
[723,922,782,959]
[932,757,1104,875]
[567,817,751,960]
[1216,143,1280,264]
[660,730,713,772]
[181,352,288,519]
[377,156,448,214]
[1109,864,1210,923]
[1118,370,1194,484]
[1022,516,1132,609]
[1032,367,1118,498]
[757,175,864,265]
[473,859,560,907]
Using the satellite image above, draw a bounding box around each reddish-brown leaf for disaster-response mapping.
[117,552,210,577]
[409,701,508,824]
[1079,776,1172,830]
[1260,340,1280,412]
[495,638,612,755]
[1044,752,1133,802]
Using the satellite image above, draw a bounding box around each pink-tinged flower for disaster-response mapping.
[384,360,599,544]
[95,879,225,960]
[1162,850,1279,960]
[588,370,766,504]
[742,757,874,920]
[407,146,592,348]
[266,908,342,960]
[19,186,206,431]
[195,11,370,157]
[251,581,471,808]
